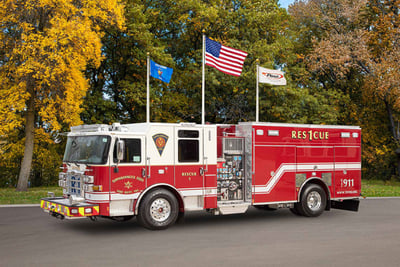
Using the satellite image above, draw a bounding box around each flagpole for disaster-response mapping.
[202,30,205,125]
[146,52,150,123]
[256,59,259,123]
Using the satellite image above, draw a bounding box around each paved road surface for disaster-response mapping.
[1,199,400,266]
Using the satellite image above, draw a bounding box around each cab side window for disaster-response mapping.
[114,139,141,163]
[178,130,199,162]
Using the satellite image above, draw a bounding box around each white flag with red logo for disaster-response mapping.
[258,66,287,85]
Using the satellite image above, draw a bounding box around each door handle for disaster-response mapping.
[146,157,151,178]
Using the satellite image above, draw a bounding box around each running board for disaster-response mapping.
[217,203,249,215]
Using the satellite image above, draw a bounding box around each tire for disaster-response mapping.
[296,184,326,217]
[137,188,179,230]
[290,205,302,216]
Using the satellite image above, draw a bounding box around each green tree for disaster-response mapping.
[83,0,185,124]
[85,0,339,126]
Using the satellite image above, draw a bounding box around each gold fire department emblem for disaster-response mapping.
[153,133,169,156]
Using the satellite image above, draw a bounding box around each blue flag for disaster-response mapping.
[150,60,173,83]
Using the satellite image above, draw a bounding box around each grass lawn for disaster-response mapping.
[0,180,399,205]
[361,179,400,197]
[0,186,63,205]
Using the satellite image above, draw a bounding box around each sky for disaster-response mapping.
[279,0,295,9]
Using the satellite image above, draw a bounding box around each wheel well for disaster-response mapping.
[135,184,184,215]
[298,178,331,211]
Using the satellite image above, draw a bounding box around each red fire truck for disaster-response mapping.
[41,122,361,229]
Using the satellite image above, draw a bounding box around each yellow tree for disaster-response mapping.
[0,0,125,191]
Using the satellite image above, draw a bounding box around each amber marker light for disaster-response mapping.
[93,185,103,192]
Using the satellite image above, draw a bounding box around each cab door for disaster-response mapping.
[174,126,204,208]
[110,136,146,198]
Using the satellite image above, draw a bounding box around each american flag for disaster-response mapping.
[205,37,248,77]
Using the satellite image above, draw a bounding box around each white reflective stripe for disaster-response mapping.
[295,163,361,171]
[254,162,361,194]
[86,192,140,201]
[111,193,140,200]
[86,188,211,201]
[296,164,334,171]
[180,189,204,197]
[335,163,361,170]
[86,193,109,201]
[264,164,296,193]
[204,188,218,195]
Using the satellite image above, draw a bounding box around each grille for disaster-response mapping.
[67,171,84,196]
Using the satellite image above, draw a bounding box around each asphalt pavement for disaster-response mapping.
[1,198,400,266]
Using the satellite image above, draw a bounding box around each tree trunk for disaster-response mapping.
[385,99,397,140]
[385,99,400,177]
[16,89,35,192]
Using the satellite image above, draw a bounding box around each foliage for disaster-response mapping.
[0,129,65,187]
[0,0,125,132]
[0,0,125,190]
[290,0,400,180]
[0,132,24,187]
[83,0,340,126]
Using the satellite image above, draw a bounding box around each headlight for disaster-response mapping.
[83,184,93,192]
[58,172,67,188]
[58,172,66,180]
[83,175,94,184]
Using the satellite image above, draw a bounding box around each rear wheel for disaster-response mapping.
[296,184,326,217]
[137,189,179,230]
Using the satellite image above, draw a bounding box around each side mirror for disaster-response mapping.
[116,140,125,162]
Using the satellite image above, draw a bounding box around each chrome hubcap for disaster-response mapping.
[150,198,171,222]
[307,191,322,211]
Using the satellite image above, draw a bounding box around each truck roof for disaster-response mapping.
[238,121,360,130]
[70,122,215,135]
[69,121,360,135]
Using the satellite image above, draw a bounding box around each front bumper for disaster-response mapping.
[41,197,99,219]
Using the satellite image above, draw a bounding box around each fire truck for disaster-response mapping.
[41,122,361,229]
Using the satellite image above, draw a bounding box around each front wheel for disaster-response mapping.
[295,184,326,217]
[137,189,179,230]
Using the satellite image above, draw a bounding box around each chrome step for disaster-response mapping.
[217,203,249,215]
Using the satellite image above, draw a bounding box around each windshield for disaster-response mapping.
[63,135,111,164]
